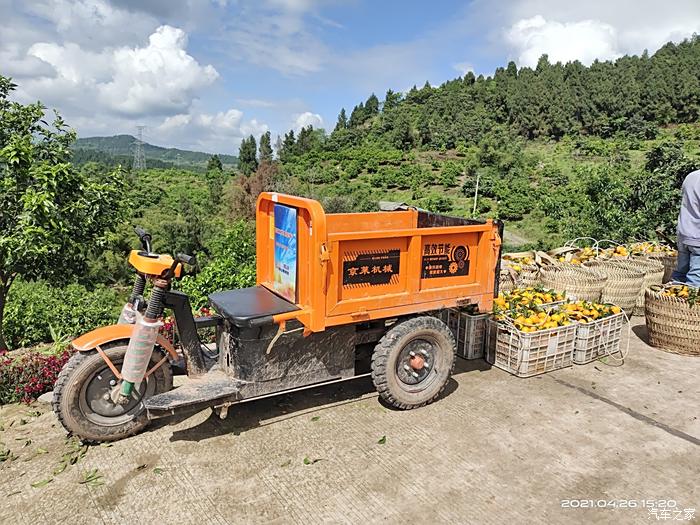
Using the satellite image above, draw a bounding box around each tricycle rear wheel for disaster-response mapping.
[53,342,172,442]
[371,316,456,410]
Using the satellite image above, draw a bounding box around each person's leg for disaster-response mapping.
[685,245,700,287]
[672,241,690,283]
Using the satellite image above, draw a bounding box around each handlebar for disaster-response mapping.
[176,253,196,266]
[134,226,152,253]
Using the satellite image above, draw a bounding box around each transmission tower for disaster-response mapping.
[132,125,146,171]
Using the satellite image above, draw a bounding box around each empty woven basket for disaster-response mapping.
[634,253,677,284]
[614,259,664,316]
[584,260,645,314]
[539,265,607,302]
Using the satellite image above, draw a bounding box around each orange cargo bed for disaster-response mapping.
[255,193,502,333]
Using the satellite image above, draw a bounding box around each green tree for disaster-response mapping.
[206,155,226,207]
[259,131,273,162]
[238,135,258,175]
[383,89,402,111]
[391,114,414,151]
[0,76,126,350]
[349,102,367,127]
[279,130,296,162]
[365,93,379,116]
[335,108,348,131]
[207,154,223,172]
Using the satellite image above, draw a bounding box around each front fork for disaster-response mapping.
[117,274,147,325]
[117,280,210,400]
[119,278,169,398]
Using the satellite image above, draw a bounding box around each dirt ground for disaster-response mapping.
[0,318,698,525]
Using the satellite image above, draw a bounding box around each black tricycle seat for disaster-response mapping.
[208,286,299,329]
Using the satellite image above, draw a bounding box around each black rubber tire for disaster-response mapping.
[52,342,173,442]
[371,316,456,410]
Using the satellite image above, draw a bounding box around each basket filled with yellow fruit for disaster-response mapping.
[486,306,576,377]
[493,287,567,313]
[561,301,625,364]
[502,252,541,288]
[644,285,700,356]
[630,242,677,283]
[549,245,598,265]
[583,260,644,315]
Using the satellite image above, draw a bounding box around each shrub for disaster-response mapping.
[178,221,257,308]
[0,349,73,404]
[3,281,124,349]
[440,161,461,187]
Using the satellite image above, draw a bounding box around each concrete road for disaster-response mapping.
[1,318,698,525]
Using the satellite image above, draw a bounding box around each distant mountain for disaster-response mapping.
[74,135,238,169]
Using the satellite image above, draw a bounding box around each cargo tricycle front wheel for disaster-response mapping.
[371,316,456,410]
[53,343,172,442]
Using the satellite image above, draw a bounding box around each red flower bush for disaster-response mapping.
[159,307,214,345]
[0,349,73,404]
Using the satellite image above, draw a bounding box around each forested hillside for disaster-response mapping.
[262,37,700,247]
[2,38,700,351]
[73,135,238,171]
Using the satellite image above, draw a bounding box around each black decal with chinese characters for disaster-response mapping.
[421,243,470,279]
[343,250,400,286]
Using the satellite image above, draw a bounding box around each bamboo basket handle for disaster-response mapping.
[565,237,598,248]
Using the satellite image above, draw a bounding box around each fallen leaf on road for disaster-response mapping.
[31,478,53,488]
[79,468,104,487]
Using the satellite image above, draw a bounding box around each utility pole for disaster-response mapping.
[132,125,146,171]
[472,171,480,218]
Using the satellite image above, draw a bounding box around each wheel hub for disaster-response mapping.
[409,354,425,370]
[396,338,436,388]
[85,368,145,418]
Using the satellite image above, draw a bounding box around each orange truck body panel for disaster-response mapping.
[71,323,178,361]
[256,192,501,333]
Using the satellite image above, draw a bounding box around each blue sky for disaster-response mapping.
[2,0,699,154]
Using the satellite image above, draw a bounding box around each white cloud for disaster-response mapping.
[221,0,334,75]
[155,108,269,153]
[506,15,620,67]
[25,0,158,48]
[23,26,219,117]
[98,26,219,115]
[294,111,323,130]
[453,62,475,75]
[498,1,700,67]
[158,113,192,132]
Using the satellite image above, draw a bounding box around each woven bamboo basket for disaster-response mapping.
[614,259,664,315]
[539,265,607,302]
[644,288,700,356]
[502,252,541,288]
[662,255,677,283]
[498,269,517,293]
[502,261,540,288]
[583,260,644,315]
[633,253,677,283]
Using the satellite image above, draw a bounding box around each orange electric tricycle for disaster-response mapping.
[54,193,503,441]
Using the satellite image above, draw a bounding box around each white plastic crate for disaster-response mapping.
[573,312,625,364]
[486,320,576,377]
[438,309,489,360]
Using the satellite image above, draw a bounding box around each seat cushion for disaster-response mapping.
[208,286,299,328]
